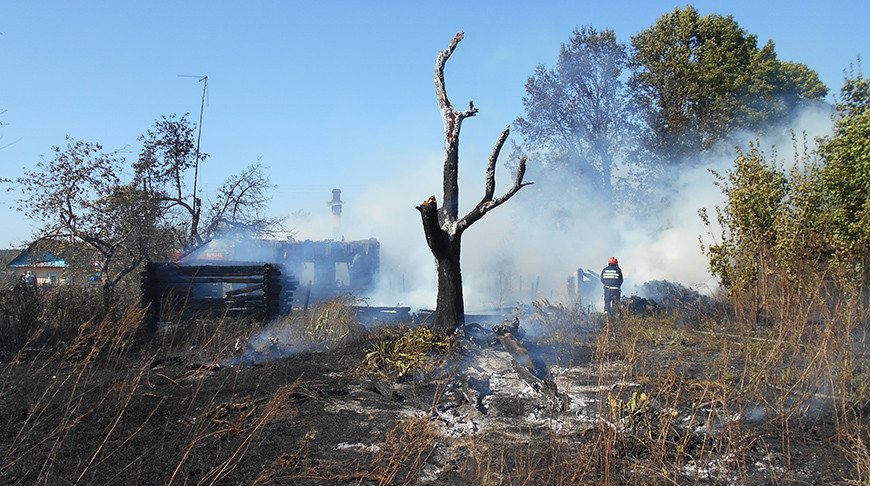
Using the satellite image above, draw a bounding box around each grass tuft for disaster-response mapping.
[358,325,452,380]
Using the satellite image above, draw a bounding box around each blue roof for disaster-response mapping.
[7,247,67,268]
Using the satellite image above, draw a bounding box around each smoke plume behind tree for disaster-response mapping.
[337,102,834,313]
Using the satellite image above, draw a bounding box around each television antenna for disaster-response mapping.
[178,75,208,213]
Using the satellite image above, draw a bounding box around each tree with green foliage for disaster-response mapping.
[700,143,787,319]
[702,67,870,321]
[514,27,640,213]
[816,66,870,287]
[13,116,281,308]
[630,6,827,159]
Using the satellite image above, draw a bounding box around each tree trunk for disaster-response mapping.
[190,203,202,247]
[102,279,115,315]
[417,195,465,335]
[432,242,464,335]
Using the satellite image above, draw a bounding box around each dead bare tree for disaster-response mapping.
[418,32,531,336]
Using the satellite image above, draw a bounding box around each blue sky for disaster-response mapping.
[1,1,867,306]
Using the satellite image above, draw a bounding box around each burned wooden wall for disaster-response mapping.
[278,238,379,307]
[174,237,379,308]
[141,262,298,323]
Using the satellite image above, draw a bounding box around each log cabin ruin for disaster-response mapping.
[141,189,381,322]
[141,236,380,321]
[141,262,290,322]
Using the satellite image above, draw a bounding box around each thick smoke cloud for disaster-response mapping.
[294,103,835,313]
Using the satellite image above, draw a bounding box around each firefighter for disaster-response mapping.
[600,257,623,314]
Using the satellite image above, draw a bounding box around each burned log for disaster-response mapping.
[141,262,298,324]
[224,284,266,297]
[491,318,565,410]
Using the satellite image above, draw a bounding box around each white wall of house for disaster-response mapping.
[11,266,67,286]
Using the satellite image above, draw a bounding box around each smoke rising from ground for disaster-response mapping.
[299,103,835,313]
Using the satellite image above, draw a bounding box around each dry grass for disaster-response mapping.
[0,297,148,485]
[1,284,869,484]
[444,294,868,485]
[369,416,441,485]
[287,293,367,348]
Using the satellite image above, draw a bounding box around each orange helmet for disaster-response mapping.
[608,257,618,265]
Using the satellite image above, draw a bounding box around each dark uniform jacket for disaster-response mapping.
[600,264,623,290]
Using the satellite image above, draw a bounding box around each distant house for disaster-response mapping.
[6,242,68,286]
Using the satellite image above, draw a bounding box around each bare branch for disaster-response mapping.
[490,156,531,207]
[482,126,511,202]
[435,32,479,222]
[457,156,532,233]
[420,33,533,336]
[434,32,464,115]
[200,162,281,239]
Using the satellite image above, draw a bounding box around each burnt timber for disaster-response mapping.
[141,262,298,322]
[183,237,380,308]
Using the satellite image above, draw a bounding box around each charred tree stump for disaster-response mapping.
[418,33,531,336]
[417,196,464,332]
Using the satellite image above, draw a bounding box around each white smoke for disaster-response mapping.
[303,103,835,313]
